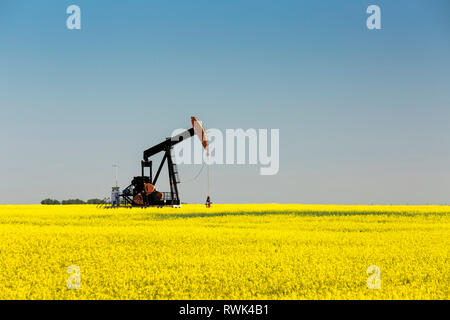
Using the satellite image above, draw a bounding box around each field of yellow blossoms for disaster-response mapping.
[0,204,448,300]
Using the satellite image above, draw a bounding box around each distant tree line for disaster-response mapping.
[41,198,104,205]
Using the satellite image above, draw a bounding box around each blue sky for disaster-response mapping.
[1,0,449,204]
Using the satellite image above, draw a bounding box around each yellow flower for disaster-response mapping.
[0,204,448,299]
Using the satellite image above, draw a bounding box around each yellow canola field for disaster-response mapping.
[0,204,448,299]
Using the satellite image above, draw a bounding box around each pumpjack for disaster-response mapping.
[120,116,208,207]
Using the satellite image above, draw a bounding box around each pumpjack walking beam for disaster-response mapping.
[143,128,194,162]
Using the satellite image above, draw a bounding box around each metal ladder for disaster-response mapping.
[170,150,180,184]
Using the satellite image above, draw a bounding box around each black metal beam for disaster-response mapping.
[152,153,167,186]
[149,161,152,183]
[143,128,194,161]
